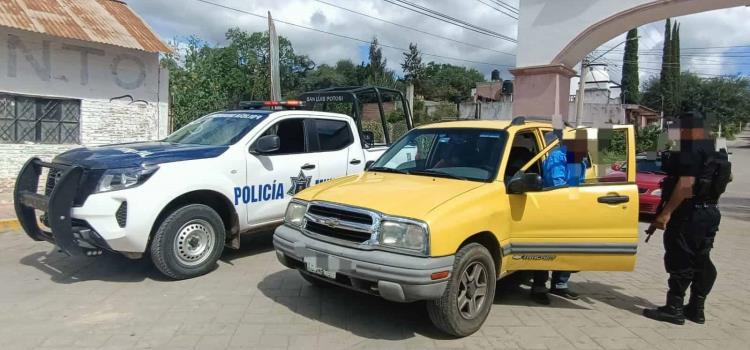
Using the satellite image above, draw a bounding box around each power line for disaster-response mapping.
[488,0,519,14]
[474,0,518,20]
[312,0,515,57]
[381,0,517,43]
[192,0,515,68]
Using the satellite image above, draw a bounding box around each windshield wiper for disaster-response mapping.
[368,166,408,174]
[409,169,468,180]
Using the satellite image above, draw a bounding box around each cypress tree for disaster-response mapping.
[621,28,640,104]
[660,18,674,117]
[671,23,681,114]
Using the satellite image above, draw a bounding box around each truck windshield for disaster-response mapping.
[370,128,507,182]
[165,113,268,146]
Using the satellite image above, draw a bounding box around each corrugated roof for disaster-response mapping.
[0,0,171,53]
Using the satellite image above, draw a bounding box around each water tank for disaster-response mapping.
[491,69,501,81]
[502,80,513,94]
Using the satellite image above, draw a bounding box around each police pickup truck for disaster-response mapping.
[15,92,411,279]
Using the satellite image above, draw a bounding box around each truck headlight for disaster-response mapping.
[96,165,158,193]
[378,219,429,255]
[650,189,662,196]
[284,200,308,227]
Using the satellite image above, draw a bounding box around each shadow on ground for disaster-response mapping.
[19,230,276,284]
[257,270,612,340]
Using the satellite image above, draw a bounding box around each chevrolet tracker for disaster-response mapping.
[274,118,638,336]
[14,88,413,279]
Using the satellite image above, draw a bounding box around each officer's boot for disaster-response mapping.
[643,294,686,325]
[684,294,706,324]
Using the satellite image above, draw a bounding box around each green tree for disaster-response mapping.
[401,43,424,89]
[670,23,681,114]
[642,72,750,139]
[420,63,485,103]
[621,28,640,104]
[660,18,674,117]
[162,29,315,130]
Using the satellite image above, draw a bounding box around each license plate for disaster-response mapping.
[304,256,337,279]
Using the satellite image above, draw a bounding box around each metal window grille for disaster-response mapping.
[0,93,80,144]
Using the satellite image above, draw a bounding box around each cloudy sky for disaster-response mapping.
[127,0,750,83]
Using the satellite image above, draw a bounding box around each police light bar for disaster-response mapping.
[239,100,305,110]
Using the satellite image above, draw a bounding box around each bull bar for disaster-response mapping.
[13,157,106,257]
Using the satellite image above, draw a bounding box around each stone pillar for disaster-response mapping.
[510,64,577,127]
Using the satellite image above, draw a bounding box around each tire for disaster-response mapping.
[150,204,226,280]
[299,270,332,287]
[426,243,497,337]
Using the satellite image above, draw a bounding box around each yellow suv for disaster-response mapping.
[273,118,638,336]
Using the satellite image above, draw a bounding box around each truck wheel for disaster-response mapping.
[298,271,331,287]
[150,204,226,280]
[426,243,496,337]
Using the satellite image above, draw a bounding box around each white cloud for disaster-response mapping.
[128,0,750,81]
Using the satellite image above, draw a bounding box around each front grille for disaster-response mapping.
[305,221,371,243]
[308,205,373,225]
[115,201,127,228]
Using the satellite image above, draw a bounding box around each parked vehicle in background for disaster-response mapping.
[607,155,666,215]
[274,118,638,336]
[14,87,413,280]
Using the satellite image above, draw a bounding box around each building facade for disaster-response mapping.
[0,0,170,193]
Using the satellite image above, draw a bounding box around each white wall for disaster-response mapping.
[0,28,169,193]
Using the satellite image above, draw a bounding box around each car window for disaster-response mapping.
[261,118,306,155]
[166,113,267,146]
[505,131,541,182]
[372,128,507,182]
[314,119,353,151]
[565,128,630,184]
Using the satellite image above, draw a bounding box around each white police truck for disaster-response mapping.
[14,87,413,279]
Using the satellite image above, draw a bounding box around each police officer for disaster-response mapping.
[643,112,730,325]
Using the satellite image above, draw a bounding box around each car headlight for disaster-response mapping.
[96,165,159,193]
[650,189,662,196]
[378,219,429,255]
[284,200,308,227]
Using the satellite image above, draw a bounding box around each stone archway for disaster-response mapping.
[511,0,750,124]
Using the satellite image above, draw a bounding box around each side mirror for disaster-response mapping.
[507,172,543,194]
[364,160,375,170]
[362,131,375,149]
[252,135,280,154]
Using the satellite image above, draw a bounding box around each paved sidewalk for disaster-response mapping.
[0,131,747,349]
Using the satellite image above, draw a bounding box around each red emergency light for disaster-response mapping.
[239,100,305,110]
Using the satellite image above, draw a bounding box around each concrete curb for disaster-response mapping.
[0,218,20,233]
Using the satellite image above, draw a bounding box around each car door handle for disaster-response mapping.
[598,195,630,204]
[350,159,362,165]
[300,163,316,170]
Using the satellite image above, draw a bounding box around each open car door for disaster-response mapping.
[505,125,639,272]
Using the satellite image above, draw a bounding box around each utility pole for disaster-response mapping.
[268,12,281,101]
[574,55,589,127]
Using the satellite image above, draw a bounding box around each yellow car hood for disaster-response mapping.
[297,172,485,219]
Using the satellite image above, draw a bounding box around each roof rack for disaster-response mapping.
[510,116,553,125]
[509,116,573,128]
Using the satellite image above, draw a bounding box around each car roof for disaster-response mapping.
[218,110,349,119]
[415,120,552,131]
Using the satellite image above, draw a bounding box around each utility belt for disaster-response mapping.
[691,202,718,209]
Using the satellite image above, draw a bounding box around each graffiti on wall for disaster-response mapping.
[5,34,149,91]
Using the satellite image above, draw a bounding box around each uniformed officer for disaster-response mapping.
[643,112,730,325]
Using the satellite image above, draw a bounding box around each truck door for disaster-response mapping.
[505,126,638,272]
[310,118,358,181]
[244,118,319,225]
